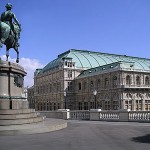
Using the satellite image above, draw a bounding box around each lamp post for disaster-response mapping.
[93,90,97,109]
[64,91,66,109]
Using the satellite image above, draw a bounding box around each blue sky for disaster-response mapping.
[0,0,150,86]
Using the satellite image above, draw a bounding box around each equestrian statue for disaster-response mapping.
[0,3,21,63]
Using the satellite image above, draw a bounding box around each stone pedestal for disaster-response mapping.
[0,60,67,135]
[0,60,27,109]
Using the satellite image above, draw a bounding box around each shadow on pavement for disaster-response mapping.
[131,134,150,143]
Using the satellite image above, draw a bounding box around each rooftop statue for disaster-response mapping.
[0,3,21,63]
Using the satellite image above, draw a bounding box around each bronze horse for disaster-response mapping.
[0,21,21,63]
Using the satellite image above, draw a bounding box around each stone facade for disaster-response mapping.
[27,86,34,109]
[28,50,150,111]
[75,62,150,111]
[32,58,81,111]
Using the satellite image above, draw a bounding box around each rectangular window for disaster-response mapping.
[90,102,94,109]
[68,70,72,78]
[68,62,72,67]
[58,103,60,109]
[78,102,82,110]
[78,82,81,90]
[84,102,88,110]
[47,104,49,111]
[54,103,56,110]
[68,82,73,92]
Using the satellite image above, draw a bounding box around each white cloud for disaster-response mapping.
[1,55,44,87]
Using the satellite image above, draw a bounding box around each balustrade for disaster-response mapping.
[70,110,90,120]
[129,111,150,122]
[39,109,150,122]
[99,111,119,121]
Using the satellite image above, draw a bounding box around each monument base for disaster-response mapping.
[0,60,67,135]
[0,109,67,135]
[0,59,28,109]
[0,118,67,136]
[0,100,28,110]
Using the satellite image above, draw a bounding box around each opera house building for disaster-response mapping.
[28,49,150,111]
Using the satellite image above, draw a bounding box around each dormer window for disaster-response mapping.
[65,61,73,67]
[65,61,67,66]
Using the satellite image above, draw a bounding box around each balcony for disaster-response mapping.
[117,85,150,89]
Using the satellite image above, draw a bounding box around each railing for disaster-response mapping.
[39,109,150,122]
[70,110,90,120]
[99,111,119,121]
[129,111,150,122]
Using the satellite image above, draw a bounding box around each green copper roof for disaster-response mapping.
[39,49,150,74]
[76,61,136,79]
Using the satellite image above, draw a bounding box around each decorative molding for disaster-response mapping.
[0,96,26,99]
[0,73,15,77]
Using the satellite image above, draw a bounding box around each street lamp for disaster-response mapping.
[93,90,97,109]
[64,91,66,109]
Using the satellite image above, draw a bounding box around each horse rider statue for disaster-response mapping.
[0,3,21,63]
[1,3,21,46]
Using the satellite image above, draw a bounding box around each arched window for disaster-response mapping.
[136,76,140,85]
[97,79,101,88]
[113,76,117,87]
[126,75,131,85]
[90,81,94,90]
[145,76,149,85]
[105,78,109,88]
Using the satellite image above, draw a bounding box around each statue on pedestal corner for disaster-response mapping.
[0,3,21,63]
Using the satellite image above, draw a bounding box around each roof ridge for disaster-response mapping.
[59,49,150,61]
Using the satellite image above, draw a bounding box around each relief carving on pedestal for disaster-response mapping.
[14,74,23,87]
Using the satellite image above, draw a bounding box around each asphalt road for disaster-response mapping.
[0,120,150,150]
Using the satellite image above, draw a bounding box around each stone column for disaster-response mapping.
[132,99,136,111]
[90,109,101,120]
[120,99,124,109]
[142,99,145,111]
